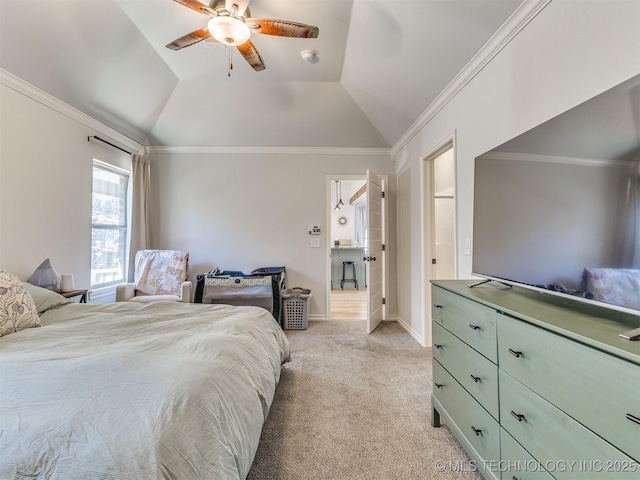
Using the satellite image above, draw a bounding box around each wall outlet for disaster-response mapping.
[310,237,320,248]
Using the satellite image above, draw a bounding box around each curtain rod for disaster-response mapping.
[88,135,132,155]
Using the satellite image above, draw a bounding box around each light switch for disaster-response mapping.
[465,238,472,256]
[310,238,320,248]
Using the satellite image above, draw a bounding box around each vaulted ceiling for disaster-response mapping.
[0,0,522,148]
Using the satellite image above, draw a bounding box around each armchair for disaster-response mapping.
[115,250,192,303]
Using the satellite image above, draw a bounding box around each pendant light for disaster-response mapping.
[334,180,341,210]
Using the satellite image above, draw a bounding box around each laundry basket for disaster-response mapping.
[281,288,312,330]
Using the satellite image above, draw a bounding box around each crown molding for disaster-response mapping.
[145,145,391,156]
[391,0,552,156]
[0,68,142,153]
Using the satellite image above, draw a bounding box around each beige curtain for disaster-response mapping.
[128,153,151,281]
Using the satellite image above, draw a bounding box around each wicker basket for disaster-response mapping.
[281,288,311,330]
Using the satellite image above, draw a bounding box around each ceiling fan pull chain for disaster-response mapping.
[228,47,233,77]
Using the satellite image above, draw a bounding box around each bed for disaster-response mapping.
[0,280,290,479]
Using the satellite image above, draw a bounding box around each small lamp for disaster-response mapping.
[60,274,75,292]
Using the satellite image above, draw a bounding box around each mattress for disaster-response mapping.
[0,301,290,479]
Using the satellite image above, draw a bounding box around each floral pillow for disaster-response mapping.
[0,270,40,337]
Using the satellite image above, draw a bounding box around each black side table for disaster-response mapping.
[60,289,88,303]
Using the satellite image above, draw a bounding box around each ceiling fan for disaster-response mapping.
[166,0,319,72]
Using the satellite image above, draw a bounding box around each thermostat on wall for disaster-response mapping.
[308,225,321,235]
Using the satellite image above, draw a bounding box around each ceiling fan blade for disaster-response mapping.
[246,18,319,38]
[166,27,211,50]
[172,0,214,16]
[237,39,265,71]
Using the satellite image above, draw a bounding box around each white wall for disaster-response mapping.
[330,179,366,245]
[148,150,395,318]
[394,0,640,345]
[0,80,136,295]
[0,76,395,313]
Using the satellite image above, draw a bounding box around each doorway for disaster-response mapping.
[422,138,456,346]
[432,148,456,279]
[329,178,368,320]
[326,173,387,331]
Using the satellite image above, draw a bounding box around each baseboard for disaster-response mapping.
[395,315,425,346]
[310,315,399,323]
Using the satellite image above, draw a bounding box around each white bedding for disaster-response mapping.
[0,301,289,479]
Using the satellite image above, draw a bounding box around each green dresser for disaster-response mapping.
[431,280,640,480]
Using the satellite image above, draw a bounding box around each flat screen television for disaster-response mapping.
[472,73,640,317]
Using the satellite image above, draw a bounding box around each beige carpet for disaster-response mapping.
[247,321,482,480]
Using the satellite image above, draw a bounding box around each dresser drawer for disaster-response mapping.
[497,314,640,461]
[433,359,500,466]
[433,321,499,419]
[500,428,555,480]
[432,285,497,362]
[500,371,638,479]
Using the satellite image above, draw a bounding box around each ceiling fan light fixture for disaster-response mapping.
[208,16,250,46]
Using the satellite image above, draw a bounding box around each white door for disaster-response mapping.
[366,170,383,333]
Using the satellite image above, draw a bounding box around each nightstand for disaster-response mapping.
[60,289,88,303]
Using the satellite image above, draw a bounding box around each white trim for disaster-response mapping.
[420,134,457,348]
[146,145,391,156]
[394,315,424,347]
[0,68,143,154]
[93,159,130,176]
[477,151,633,168]
[308,314,327,321]
[390,0,552,156]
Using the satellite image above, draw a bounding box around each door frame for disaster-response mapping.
[420,132,457,346]
[325,174,389,323]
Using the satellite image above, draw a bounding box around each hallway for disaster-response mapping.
[330,288,367,320]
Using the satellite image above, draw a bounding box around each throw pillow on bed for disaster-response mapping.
[22,282,70,314]
[0,270,40,337]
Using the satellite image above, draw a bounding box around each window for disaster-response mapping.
[91,160,129,288]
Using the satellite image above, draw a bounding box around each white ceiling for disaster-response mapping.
[0,0,523,147]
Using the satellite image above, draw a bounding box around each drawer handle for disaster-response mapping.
[508,348,523,358]
[511,411,526,422]
[626,413,640,425]
[471,426,482,436]
[434,304,443,309]
[434,343,443,350]
[434,383,444,389]
[470,374,481,383]
[468,324,480,330]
